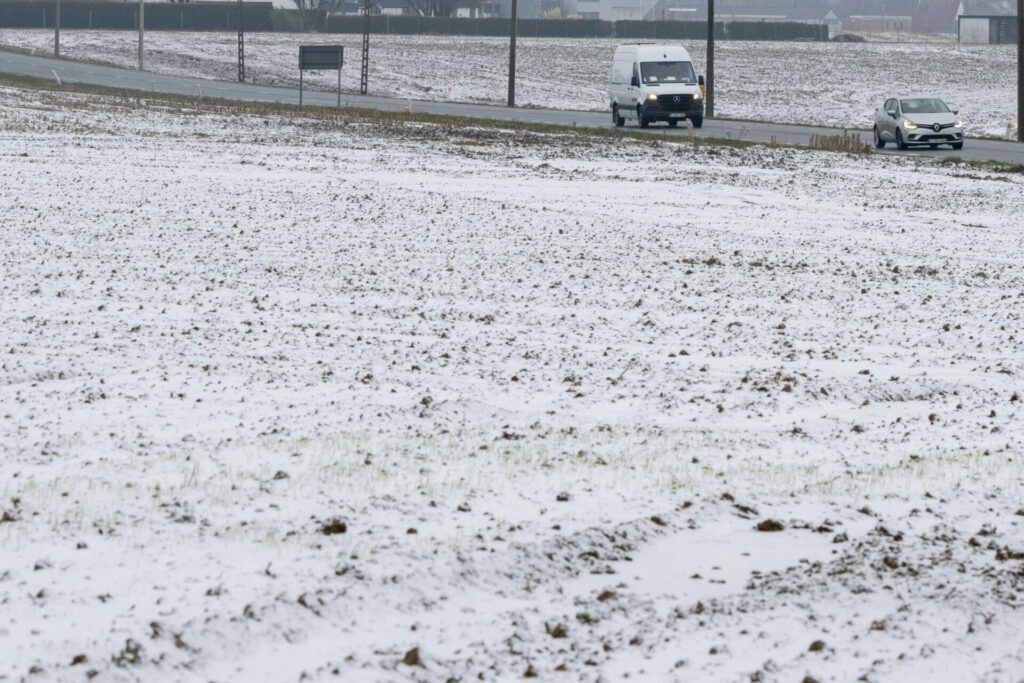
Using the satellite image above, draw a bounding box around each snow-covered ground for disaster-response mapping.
[2,83,1024,682]
[1,29,1019,137]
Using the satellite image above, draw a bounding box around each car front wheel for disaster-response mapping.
[873,126,885,149]
[895,129,907,150]
[951,141,964,150]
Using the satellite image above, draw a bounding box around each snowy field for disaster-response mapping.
[2,82,1024,682]
[1,29,1020,137]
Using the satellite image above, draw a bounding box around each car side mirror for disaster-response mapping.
[889,110,897,118]
[631,76,639,87]
[698,75,705,86]
[952,109,959,115]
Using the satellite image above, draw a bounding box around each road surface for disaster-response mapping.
[2,48,1023,164]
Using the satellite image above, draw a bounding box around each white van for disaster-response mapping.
[609,44,705,128]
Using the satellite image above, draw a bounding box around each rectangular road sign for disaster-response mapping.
[298,45,344,108]
[300,45,344,71]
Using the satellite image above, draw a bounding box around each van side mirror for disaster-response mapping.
[631,75,639,87]
[952,109,959,115]
[698,75,705,86]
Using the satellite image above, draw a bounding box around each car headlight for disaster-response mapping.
[902,119,917,129]
[646,93,658,101]
[954,120,963,128]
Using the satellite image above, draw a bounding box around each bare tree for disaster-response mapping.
[293,0,344,31]
[406,0,459,17]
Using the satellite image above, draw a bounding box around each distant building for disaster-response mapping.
[956,0,1016,43]
[840,0,915,32]
[576,0,837,33]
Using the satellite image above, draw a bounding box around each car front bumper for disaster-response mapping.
[904,127,963,144]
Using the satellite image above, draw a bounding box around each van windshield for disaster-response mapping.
[640,61,696,85]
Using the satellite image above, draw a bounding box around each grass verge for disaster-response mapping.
[937,156,1024,174]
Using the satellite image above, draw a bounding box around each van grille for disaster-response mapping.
[657,94,694,111]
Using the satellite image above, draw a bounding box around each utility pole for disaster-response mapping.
[1018,0,1022,141]
[360,0,370,95]
[706,0,714,117]
[138,0,144,70]
[54,0,60,58]
[237,0,245,82]
[507,0,517,107]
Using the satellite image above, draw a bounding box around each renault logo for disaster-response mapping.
[933,123,941,132]
[673,96,681,103]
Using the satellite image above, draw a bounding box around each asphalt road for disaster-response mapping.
[3,48,1023,164]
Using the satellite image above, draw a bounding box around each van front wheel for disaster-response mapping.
[691,116,703,129]
[612,105,624,127]
[638,107,649,128]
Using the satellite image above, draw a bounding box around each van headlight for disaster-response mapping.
[902,119,917,130]
[646,93,658,101]
[693,90,702,99]
[954,120,963,128]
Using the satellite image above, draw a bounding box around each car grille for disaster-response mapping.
[915,122,956,131]
[657,94,694,111]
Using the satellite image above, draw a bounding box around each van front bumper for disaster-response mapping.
[641,97,704,122]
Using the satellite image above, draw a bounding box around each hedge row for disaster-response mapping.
[0,2,827,41]
[0,1,273,31]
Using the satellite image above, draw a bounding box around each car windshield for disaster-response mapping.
[640,61,696,85]
[900,98,950,115]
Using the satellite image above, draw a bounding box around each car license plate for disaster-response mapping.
[670,113,685,118]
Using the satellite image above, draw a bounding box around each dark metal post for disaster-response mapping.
[54,0,60,58]
[1018,0,1023,141]
[337,50,341,107]
[706,0,714,118]
[360,0,370,95]
[238,0,245,82]
[507,0,517,107]
[138,0,144,70]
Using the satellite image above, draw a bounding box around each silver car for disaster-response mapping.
[873,97,964,150]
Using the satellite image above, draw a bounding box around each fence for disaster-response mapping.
[326,15,611,37]
[0,3,826,41]
[0,1,273,31]
[325,15,826,40]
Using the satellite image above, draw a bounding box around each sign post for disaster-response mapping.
[299,45,344,108]
[54,0,60,58]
